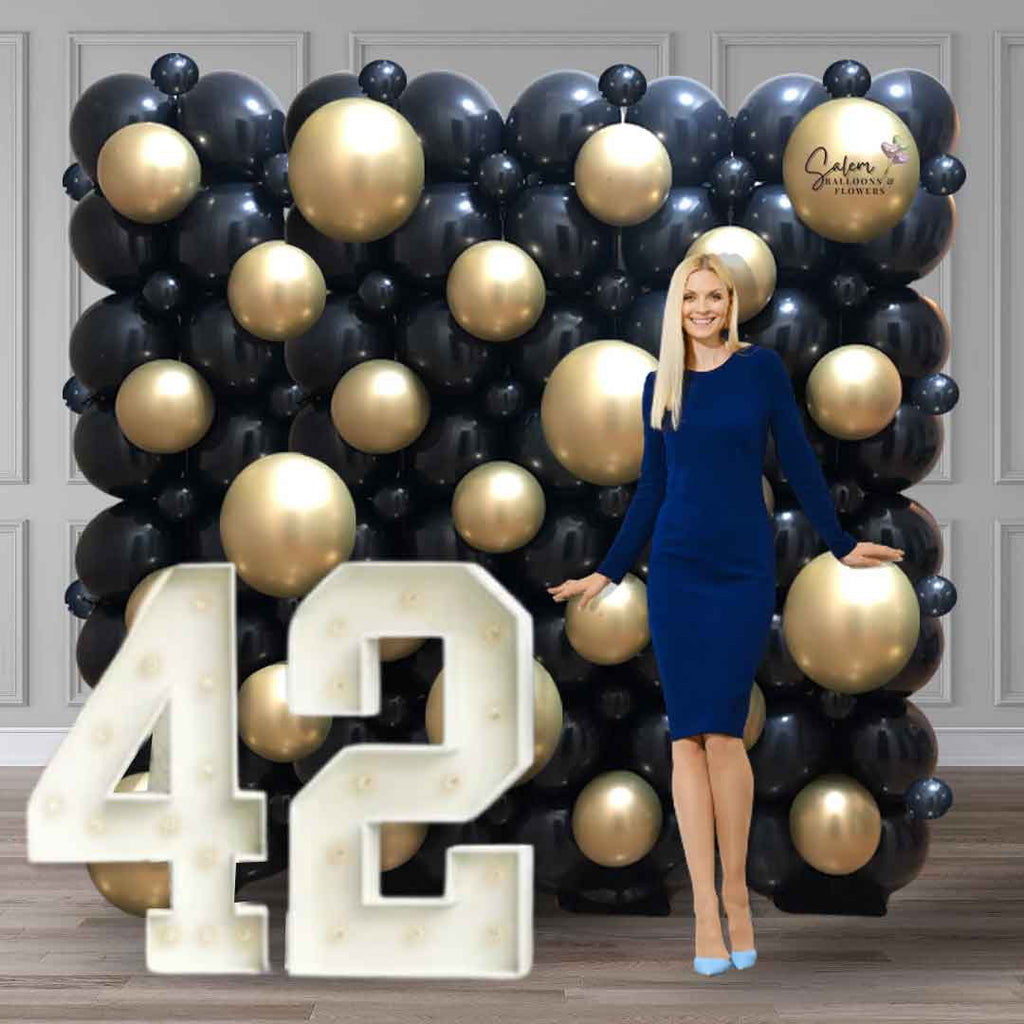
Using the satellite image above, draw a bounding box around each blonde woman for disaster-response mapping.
[547,253,903,976]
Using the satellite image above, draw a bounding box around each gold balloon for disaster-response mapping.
[96,122,200,224]
[238,662,331,762]
[685,226,776,322]
[330,359,430,454]
[572,770,663,868]
[86,772,170,917]
[540,339,658,485]
[789,773,882,875]
[219,452,357,598]
[125,567,173,631]
[288,97,425,242]
[743,682,766,750]
[574,122,672,226]
[425,660,563,785]
[452,461,546,553]
[227,240,327,342]
[762,475,775,517]
[782,552,920,694]
[380,821,429,872]
[379,636,427,662]
[783,97,920,243]
[565,571,650,665]
[115,359,214,454]
[805,344,903,440]
[446,240,547,342]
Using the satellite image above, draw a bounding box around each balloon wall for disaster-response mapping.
[64,52,958,919]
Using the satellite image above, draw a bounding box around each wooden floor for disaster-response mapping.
[3,766,1023,1024]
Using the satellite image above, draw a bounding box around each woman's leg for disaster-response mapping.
[671,734,728,960]
[703,732,755,952]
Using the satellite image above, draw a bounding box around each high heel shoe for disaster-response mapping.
[693,955,733,976]
[729,948,757,970]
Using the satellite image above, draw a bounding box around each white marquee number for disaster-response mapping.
[26,565,268,973]
[285,561,535,978]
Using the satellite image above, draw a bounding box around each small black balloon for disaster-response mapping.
[358,60,407,103]
[922,153,966,196]
[598,63,647,107]
[150,53,200,96]
[480,378,525,420]
[64,580,96,619]
[371,482,416,523]
[477,152,524,203]
[822,59,871,98]
[267,380,308,420]
[77,604,127,688]
[915,574,957,617]
[141,270,188,317]
[260,153,292,205]
[592,270,636,314]
[156,480,202,522]
[285,206,382,292]
[829,269,870,309]
[62,376,93,413]
[285,72,363,146]
[907,372,959,414]
[709,155,756,207]
[905,776,953,820]
[69,192,166,291]
[62,163,94,201]
[866,68,959,162]
[357,270,400,316]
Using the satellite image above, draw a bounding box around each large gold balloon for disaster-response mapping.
[804,344,902,440]
[790,773,882,875]
[782,97,920,243]
[125,567,173,631]
[238,662,331,762]
[381,821,429,871]
[540,339,658,485]
[452,461,546,553]
[330,359,430,455]
[574,122,672,226]
[86,772,170,917]
[565,571,650,665]
[219,452,357,598]
[782,552,920,694]
[288,97,425,242]
[425,660,563,785]
[685,227,776,322]
[446,241,546,342]
[743,682,766,750]
[115,359,214,454]
[96,122,201,224]
[572,770,663,868]
[227,241,327,342]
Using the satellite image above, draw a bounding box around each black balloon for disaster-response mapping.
[843,286,950,376]
[822,59,871,98]
[267,381,308,420]
[356,270,400,317]
[866,69,958,162]
[69,72,174,179]
[591,270,636,314]
[853,807,929,892]
[70,294,176,397]
[156,479,203,522]
[69,192,166,291]
[150,53,199,96]
[504,70,618,181]
[531,608,599,696]
[358,59,406,104]
[293,717,379,784]
[828,268,870,309]
[509,409,590,495]
[915,573,957,617]
[905,776,953,820]
[397,71,503,182]
[176,70,285,180]
[192,408,288,494]
[733,73,830,183]
[260,153,291,205]
[840,403,943,492]
[62,163,94,201]
[526,705,604,797]
[370,481,417,523]
[64,579,96,619]
[709,155,756,208]
[620,289,668,357]
[922,153,966,195]
[907,372,958,415]
[738,184,836,280]
[480,378,525,420]
[847,493,942,583]
[476,152,524,203]
[746,698,832,801]
[747,802,804,894]
[599,64,647,107]
[402,503,499,573]
[235,600,286,682]
[62,376,93,414]
[625,77,730,186]
[285,71,362,146]
[141,270,188,317]
[741,287,836,375]
[511,506,611,596]
[510,802,588,893]
[880,614,943,698]
[76,603,127,688]
[285,206,382,292]
[616,709,672,798]
[407,411,502,493]
[756,611,817,697]
[75,502,179,602]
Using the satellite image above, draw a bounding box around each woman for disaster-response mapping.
[547,253,903,977]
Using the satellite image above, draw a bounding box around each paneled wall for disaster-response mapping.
[0,0,1019,766]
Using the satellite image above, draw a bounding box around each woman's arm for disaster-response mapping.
[765,349,857,560]
[595,371,668,583]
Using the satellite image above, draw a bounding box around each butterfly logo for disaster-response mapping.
[880,134,911,175]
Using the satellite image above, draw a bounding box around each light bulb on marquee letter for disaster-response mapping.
[26,565,268,974]
[285,561,535,979]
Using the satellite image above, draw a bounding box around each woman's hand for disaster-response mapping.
[840,541,904,567]
[547,572,611,610]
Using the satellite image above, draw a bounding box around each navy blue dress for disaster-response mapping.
[595,344,858,740]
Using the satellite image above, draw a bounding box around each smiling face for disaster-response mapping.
[682,267,731,341]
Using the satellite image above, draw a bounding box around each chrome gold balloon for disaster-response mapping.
[685,226,776,322]
[742,681,766,750]
[227,240,327,342]
[571,770,663,868]
[125,567,173,631]
[115,359,214,454]
[238,662,331,762]
[565,571,650,666]
[783,97,920,243]
[379,636,427,662]
[330,359,430,454]
[805,344,902,440]
[574,122,672,226]
[288,97,425,242]
[219,452,357,598]
[425,660,563,785]
[446,240,546,342]
[86,772,170,916]
[452,461,546,553]
[540,339,658,485]
[782,552,920,694]
[96,122,201,224]
[380,821,429,871]
[789,773,882,875]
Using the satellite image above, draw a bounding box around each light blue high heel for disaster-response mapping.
[693,955,733,976]
[730,948,757,970]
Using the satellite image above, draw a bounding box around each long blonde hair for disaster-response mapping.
[650,252,752,431]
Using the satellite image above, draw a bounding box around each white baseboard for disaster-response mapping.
[1,725,1022,768]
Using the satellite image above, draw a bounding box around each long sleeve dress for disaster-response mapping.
[595,343,857,740]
